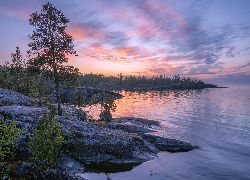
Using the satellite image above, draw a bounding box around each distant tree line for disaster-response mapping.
[77,73,216,89]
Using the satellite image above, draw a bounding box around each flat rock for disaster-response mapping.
[110,117,161,133]
[142,134,200,152]
[0,88,36,106]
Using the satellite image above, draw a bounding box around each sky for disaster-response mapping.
[0,0,250,86]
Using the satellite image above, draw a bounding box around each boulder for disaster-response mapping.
[59,118,159,164]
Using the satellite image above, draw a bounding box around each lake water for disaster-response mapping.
[79,86,250,180]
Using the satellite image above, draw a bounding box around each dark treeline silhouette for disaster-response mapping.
[78,73,218,90]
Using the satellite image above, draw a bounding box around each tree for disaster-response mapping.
[28,2,77,115]
[10,46,25,93]
[29,110,66,170]
[0,47,32,95]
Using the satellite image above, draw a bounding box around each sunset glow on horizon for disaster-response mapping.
[0,0,250,86]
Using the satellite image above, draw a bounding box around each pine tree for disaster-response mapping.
[28,2,77,115]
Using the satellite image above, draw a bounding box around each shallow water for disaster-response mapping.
[79,86,250,180]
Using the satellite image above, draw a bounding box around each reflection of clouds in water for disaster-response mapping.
[84,87,250,145]
[113,89,205,119]
[82,89,208,140]
[78,87,250,180]
[83,89,207,120]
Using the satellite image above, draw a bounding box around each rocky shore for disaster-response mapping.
[0,88,199,179]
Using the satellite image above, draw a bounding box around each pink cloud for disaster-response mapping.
[89,45,139,58]
[86,44,157,62]
[104,0,189,40]
[68,25,105,43]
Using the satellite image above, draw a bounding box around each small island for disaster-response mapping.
[77,73,227,91]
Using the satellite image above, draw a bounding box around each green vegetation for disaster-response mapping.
[99,95,116,123]
[0,3,79,178]
[90,84,117,124]
[0,117,22,178]
[0,110,66,178]
[29,110,66,169]
[0,47,33,96]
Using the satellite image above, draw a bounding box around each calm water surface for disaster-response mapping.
[79,86,250,180]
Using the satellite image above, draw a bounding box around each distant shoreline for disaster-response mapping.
[111,83,229,91]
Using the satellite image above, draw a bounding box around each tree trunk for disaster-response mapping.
[54,67,62,116]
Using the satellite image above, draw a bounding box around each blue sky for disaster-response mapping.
[0,0,250,86]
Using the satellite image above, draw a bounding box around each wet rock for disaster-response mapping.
[58,157,84,173]
[109,117,161,133]
[113,117,161,127]
[142,134,200,152]
[83,160,141,175]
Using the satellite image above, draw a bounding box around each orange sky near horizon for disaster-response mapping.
[0,0,250,85]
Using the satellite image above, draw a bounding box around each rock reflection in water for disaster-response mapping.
[83,161,142,174]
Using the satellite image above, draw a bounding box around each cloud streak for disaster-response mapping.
[0,0,250,83]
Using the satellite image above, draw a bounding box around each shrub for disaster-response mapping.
[29,111,66,170]
[99,95,116,122]
[0,117,22,178]
[89,84,117,124]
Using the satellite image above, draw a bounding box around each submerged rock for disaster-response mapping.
[142,134,200,152]
[110,117,161,133]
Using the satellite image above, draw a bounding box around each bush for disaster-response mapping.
[89,84,117,123]
[29,111,66,170]
[0,117,22,178]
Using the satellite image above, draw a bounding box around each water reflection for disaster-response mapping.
[80,87,250,179]
[83,89,206,124]
[83,162,142,173]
